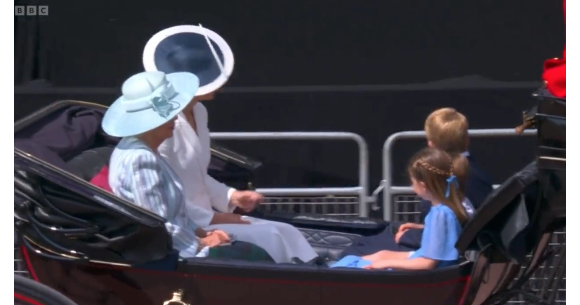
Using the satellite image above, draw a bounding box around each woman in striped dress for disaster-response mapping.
[102,70,272,262]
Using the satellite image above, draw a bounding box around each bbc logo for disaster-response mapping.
[15,5,49,16]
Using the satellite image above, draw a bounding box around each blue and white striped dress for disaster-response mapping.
[109,137,201,257]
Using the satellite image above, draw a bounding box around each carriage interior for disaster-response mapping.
[14,98,565,301]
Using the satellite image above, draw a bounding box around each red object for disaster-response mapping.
[14,293,44,305]
[541,0,566,97]
[90,166,113,192]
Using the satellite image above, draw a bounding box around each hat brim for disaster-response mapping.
[102,72,199,138]
[143,25,234,96]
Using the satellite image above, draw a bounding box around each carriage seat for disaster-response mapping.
[455,162,540,262]
[66,146,114,181]
[260,211,387,236]
[299,228,360,264]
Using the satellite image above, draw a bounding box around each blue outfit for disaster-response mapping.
[332,204,462,270]
[330,255,371,268]
[340,152,493,257]
[408,204,462,268]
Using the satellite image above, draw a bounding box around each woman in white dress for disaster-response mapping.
[143,25,319,264]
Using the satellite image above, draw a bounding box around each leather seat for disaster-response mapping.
[260,211,388,236]
[299,228,360,264]
[66,146,114,180]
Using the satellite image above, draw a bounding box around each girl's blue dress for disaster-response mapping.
[331,204,462,269]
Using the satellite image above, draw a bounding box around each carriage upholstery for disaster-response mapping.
[261,211,387,235]
[455,162,540,261]
[14,156,176,262]
[300,228,360,263]
[67,146,114,181]
[535,89,566,232]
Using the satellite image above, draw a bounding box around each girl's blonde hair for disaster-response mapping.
[408,147,469,224]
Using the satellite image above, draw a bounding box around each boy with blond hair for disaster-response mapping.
[340,108,493,257]
[393,108,493,249]
[423,107,492,210]
[424,107,469,154]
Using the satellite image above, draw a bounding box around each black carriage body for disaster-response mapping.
[456,89,566,305]
[15,275,79,305]
[14,100,564,305]
[535,89,566,232]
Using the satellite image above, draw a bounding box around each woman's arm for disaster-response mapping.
[187,203,217,228]
[205,175,236,212]
[129,153,201,254]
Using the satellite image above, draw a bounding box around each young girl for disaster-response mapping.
[332,147,469,270]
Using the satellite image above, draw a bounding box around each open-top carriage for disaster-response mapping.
[14,86,564,305]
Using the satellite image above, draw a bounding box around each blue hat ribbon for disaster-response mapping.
[149,86,177,118]
[124,81,178,118]
[445,175,459,198]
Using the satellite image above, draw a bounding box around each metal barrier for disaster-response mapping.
[386,185,499,223]
[381,128,537,221]
[210,132,370,217]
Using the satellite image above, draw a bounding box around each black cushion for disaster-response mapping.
[299,228,360,262]
[66,146,114,180]
[455,162,538,254]
[259,210,387,235]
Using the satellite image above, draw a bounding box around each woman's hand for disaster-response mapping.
[209,230,230,241]
[199,230,231,248]
[230,191,263,212]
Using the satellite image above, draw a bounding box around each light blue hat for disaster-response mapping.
[102,71,199,137]
[143,25,234,96]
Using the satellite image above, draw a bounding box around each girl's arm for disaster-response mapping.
[399,223,425,231]
[364,257,438,270]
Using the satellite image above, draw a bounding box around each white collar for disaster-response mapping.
[461,151,470,157]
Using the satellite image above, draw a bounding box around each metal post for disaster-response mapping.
[210,132,370,217]
[381,129,537,221]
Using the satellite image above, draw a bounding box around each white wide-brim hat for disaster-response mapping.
[143,25,234,97]
[102,71,200,137]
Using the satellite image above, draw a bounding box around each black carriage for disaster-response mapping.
[15,275,79,305]
[14,88,564,305]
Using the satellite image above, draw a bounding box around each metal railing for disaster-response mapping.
[381,128,537,221]
[387,185,502,223]
[210,132,370,217]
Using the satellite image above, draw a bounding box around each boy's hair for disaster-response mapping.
[408,147,470,224]
[424,108,469,154]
